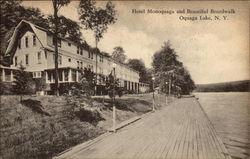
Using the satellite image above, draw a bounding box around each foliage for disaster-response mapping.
[112,46,126,64]
[105,72,122,98]
[83,68,96,88]
[34,78,46,91]
[75,108,104,126]
[12,65,35,95]
[152,41,195,94]
[69,68,95,97]
[127,58,152,84]
[78,0,117,43]
[47,15,82,44]
[21,99,51,116]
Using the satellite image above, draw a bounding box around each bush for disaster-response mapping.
[21,99,51,116]
[0,82,13,95]
[12,66,35,95]
[75,108,104,126]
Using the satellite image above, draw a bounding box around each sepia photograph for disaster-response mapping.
[0,0,249,159]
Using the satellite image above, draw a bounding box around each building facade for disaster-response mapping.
[1,20,149,94]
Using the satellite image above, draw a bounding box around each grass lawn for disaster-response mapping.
[0,93,170,159]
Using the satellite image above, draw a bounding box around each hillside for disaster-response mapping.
[0,94,168,159]
[195,80,250,92]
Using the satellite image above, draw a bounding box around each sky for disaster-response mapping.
[22,1,249,84]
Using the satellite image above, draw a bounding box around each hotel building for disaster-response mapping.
[1,20,149,94]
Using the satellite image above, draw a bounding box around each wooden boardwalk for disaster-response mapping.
[54,98,232,159]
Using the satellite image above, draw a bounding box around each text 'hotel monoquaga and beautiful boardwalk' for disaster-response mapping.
[54,97,232,159]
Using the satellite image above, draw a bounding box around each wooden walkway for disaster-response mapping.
[54,98,232,159]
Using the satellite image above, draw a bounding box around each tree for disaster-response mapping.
[0,0,48,61]
[112,46,126,64]
[152,41,195,95]
[127,58,151,84]
[78,0,116,94]
[47,15,83,44]
[51,0,70,96]
[105,72,121,98]
[12,65,34,100]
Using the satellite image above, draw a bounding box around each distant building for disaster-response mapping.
[1,20,149,94]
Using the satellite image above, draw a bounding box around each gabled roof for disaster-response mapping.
[4,20,47,65]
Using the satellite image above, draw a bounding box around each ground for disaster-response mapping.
[0,93,169,159]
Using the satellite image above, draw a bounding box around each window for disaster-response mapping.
[44,50,47,59]
[68,58,71,62]
[77,61,80,69]
[37,52,41,64]
[99,55,103,62]
[88,52,91,58]
[33,71,42,78]
[68,42,71,46]
[18,39,21,49]
[80,48,83,55]
[25,54,29,65]
[80,62,83,69]
[14,56,18,66]
[91,52,93,59]
[58,39,61,48]
[58,55,62,65]
[53,37,61,48]
[25,37,28,48]
[33,35,36,46]
[53,54,62,64]
[77,46,79,54]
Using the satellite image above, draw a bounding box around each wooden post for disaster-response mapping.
[62,70,65,82]
[76,70,79,82]
[10,70,13,81]
[169,78,171,96]
[69,69,72,82]
[45,71,48,83]
[2,69,5,82]
[152,80,155,111]
[112,67,116,132]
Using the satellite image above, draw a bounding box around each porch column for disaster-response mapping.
[62,70,65,82]
[10,70,13,81]
[45,71,48,83]
[137,83,139,94]
[2,69,5,82]
[76,70,79,82]
[69,69,72,82]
